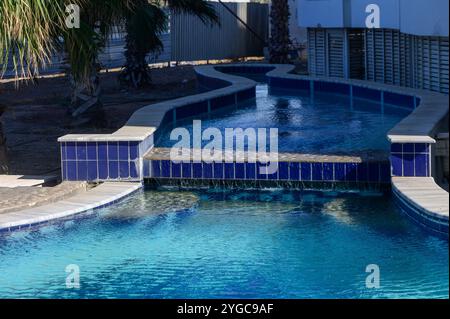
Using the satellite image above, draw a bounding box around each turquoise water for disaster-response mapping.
[0,188,448,299]
[156,84,410,155]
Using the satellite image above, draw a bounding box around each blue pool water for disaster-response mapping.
[156,84,410,155]
[0,188,447,298]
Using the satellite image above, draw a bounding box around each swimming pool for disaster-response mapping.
[0,188,448,299]
[156,84,410,155]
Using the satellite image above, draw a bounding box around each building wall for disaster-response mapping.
[298,0,449,37]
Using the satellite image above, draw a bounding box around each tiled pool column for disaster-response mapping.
[60,141,141,181]
[390,143,431,177]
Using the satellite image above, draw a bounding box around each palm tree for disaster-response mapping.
[269,0,290,64]
[120,0,218,88]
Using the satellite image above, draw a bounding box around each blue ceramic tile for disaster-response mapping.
[214,162,224,179]
[87,161,98,181]
[368,163,379,182]
[130,162,139,178]
[256,162,268,180]
[98,161,108,179]
[245,162,256,180]
[203,162,213,179]
[334,163,345,181]
[384,92,415,108]
[152,160,161,178]
[61,143,66,161]
[67,161,77,180]
[176,101,208,119]
[312,163,323,181]
[323,163,334,181]
[403,154,415,176]
[77,161,88,180]
[193,163,203,178]
[278,162,289,180]
[98,142,108,161]
[76,142,87,160]
[108,161,119,179]
[391,154,402,176]
[289,162,300,180]
[414,154,428,177]
[87,143,97,161]
[130,142,139,160]
[172,162,181,178]
[108,142,118,161]
[237,88,256,102]
[345,163,357,182]
[161,160,171,178]
[357,163,368,182]
[268,163,278,180]
[415,143,429,154]
[380,162,391,182]
[66,142,77,160]
[391,143,402,153]
[315,81,348,95]
[119,161,130,178]
[211,94,235,110]
[182,163,192,178]
[300,163,312,181]
[225,163,235,179]
[235,163,245,179]
[143,160,150,177]
[119,142,129,161]
[62,161,67,180]
[353,86,381,101]
[403,143,414,153]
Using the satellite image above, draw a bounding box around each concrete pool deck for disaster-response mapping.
[0,182,142,232]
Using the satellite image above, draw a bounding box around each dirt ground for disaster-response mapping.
[0,66,198,177]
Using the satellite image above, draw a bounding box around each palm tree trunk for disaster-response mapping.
[120,5,153,89]
[69,64,102,118]
[269,0,291,64]
[119,28,152,88]
[0,107,8,174]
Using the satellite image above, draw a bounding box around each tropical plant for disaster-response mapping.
[269,0,290,64]
[120,0,219,88]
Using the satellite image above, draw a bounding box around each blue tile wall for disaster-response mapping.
[237,88,256,102]
[61,141,143,181]
[315,81,349,95]
[176,101,209,119]
[301,163,312,181]
[210,94,236,110]
[245,162,256,180]
[182,162,192,178]
[214,162,224,179]
[289,162,300,181]
[390,143,430,177]
[235,163,245,179]
[384,92,415,109]
[143,159,391,185]
[353,86,381,102]
[268,77,310,91]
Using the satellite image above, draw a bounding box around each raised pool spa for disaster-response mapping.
[156,84,410,155]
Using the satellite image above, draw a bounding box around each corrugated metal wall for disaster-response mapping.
[170,2,268,62]
[1,2,268,79]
